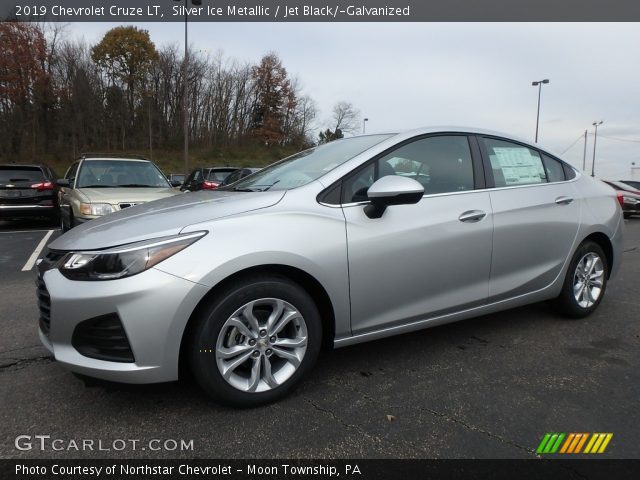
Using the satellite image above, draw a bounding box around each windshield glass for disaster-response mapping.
[77,160,170,188]
[227,135,393,192]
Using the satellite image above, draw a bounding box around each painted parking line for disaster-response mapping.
[21,230,54,272]
[0,229,58,234]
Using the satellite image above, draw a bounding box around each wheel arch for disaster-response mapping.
[582,231,614,279]
[178,264,336,377]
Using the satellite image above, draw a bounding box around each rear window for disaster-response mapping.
[0,166,44,183]
[208,170,236,182]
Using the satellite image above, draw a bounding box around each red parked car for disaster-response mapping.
[180,167,240,192]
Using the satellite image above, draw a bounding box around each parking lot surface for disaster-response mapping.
[1,218,639,459]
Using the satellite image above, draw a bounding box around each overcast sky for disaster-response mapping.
[68,22,640,179]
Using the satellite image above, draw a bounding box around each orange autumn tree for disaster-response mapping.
[0,22,50,154]
[251,53,297,146]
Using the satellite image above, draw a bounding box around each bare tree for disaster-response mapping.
[331,101,360,135]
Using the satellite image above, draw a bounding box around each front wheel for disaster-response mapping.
[555,241,608,318]
[189,275,322,407]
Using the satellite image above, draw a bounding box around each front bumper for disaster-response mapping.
[38,267,209,383]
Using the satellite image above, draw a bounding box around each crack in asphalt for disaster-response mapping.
[302,396,383,444]
[302,396,436,456]
[0,344,42,355]
[0,355,53,372]
[333,383,537,458]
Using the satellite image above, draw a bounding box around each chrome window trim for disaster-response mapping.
[318,174,580,209]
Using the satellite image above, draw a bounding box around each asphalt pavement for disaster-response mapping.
[0,218,639,459]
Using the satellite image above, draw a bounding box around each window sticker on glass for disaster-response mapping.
[492,147,545,185]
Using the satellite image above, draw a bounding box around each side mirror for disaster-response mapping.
[56,178,70,187]
[170,179,182,187]
[364,176,424,219]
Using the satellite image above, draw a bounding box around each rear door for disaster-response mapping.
[478,136,581,302]
[342,134,494,335]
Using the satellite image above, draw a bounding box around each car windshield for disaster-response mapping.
[77,160,170,188]
[227,135,393,192]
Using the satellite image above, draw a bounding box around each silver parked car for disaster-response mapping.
[37,128,623,406]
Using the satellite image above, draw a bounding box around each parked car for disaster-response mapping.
[602,180,640,218]
[57,155,180,231]
[181,167,240,191]
[38,128,622,407]
[167,173,186,187]
[0,164,59,222]
[219,167,261,187]
[619,180,640,190]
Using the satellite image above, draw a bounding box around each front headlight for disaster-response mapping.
[58,231,207,281]
[80,202,114,216]
[622,196,638,205]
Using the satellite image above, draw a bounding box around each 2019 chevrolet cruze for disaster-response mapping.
[37,127,623,406]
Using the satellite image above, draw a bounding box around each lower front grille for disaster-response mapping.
[72,314,135,363]
[35,277,51,336]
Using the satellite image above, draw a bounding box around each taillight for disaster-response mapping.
[31,181,54,191]
[202,180,219,189]
[616,192,624,207]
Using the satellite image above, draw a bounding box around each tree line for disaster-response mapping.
[0,23,361,164]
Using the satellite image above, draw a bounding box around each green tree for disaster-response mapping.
[91,26,158,123]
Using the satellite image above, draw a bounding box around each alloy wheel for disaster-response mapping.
[572,252,604,308]
[215,298,308,393]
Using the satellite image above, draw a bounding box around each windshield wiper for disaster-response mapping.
[235,181,280,192]
[118,184,160,188]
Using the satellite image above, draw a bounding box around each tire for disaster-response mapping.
[556,240,608,318]
[188,275,322,407]
[61,210,73,232]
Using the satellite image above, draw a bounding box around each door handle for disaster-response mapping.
[555,196,574,205]
[458,210,487,223]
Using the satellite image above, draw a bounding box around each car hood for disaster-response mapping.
[49,190,286,251]
[77,187,178,203]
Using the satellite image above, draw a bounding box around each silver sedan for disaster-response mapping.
[37,127,623,406]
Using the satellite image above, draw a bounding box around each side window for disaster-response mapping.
[193,170,203,182]
[482,138,546,187]
[341,135,475,203]
[343,163,375,203]
[542,154,566,183]
[65,162,79,187]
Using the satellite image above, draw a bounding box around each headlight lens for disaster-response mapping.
[58,231,207,281]
[80,202,114,216]
[622,196,638,204]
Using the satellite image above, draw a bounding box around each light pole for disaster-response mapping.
[362,118,369,134]
[591,120,603,177]
[176,0,202,175]
[532,79,549,143]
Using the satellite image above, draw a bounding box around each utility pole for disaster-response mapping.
[591,121,603,177]
[582,129,587,171]
[362,118,369,134]
[177,0,202,175]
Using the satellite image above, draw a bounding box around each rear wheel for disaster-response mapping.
[189,275,322,407]
[556,240,608,318]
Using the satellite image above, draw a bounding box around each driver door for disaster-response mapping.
[342,135,494,335]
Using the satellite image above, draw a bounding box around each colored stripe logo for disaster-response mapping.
[536,433,612,454]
